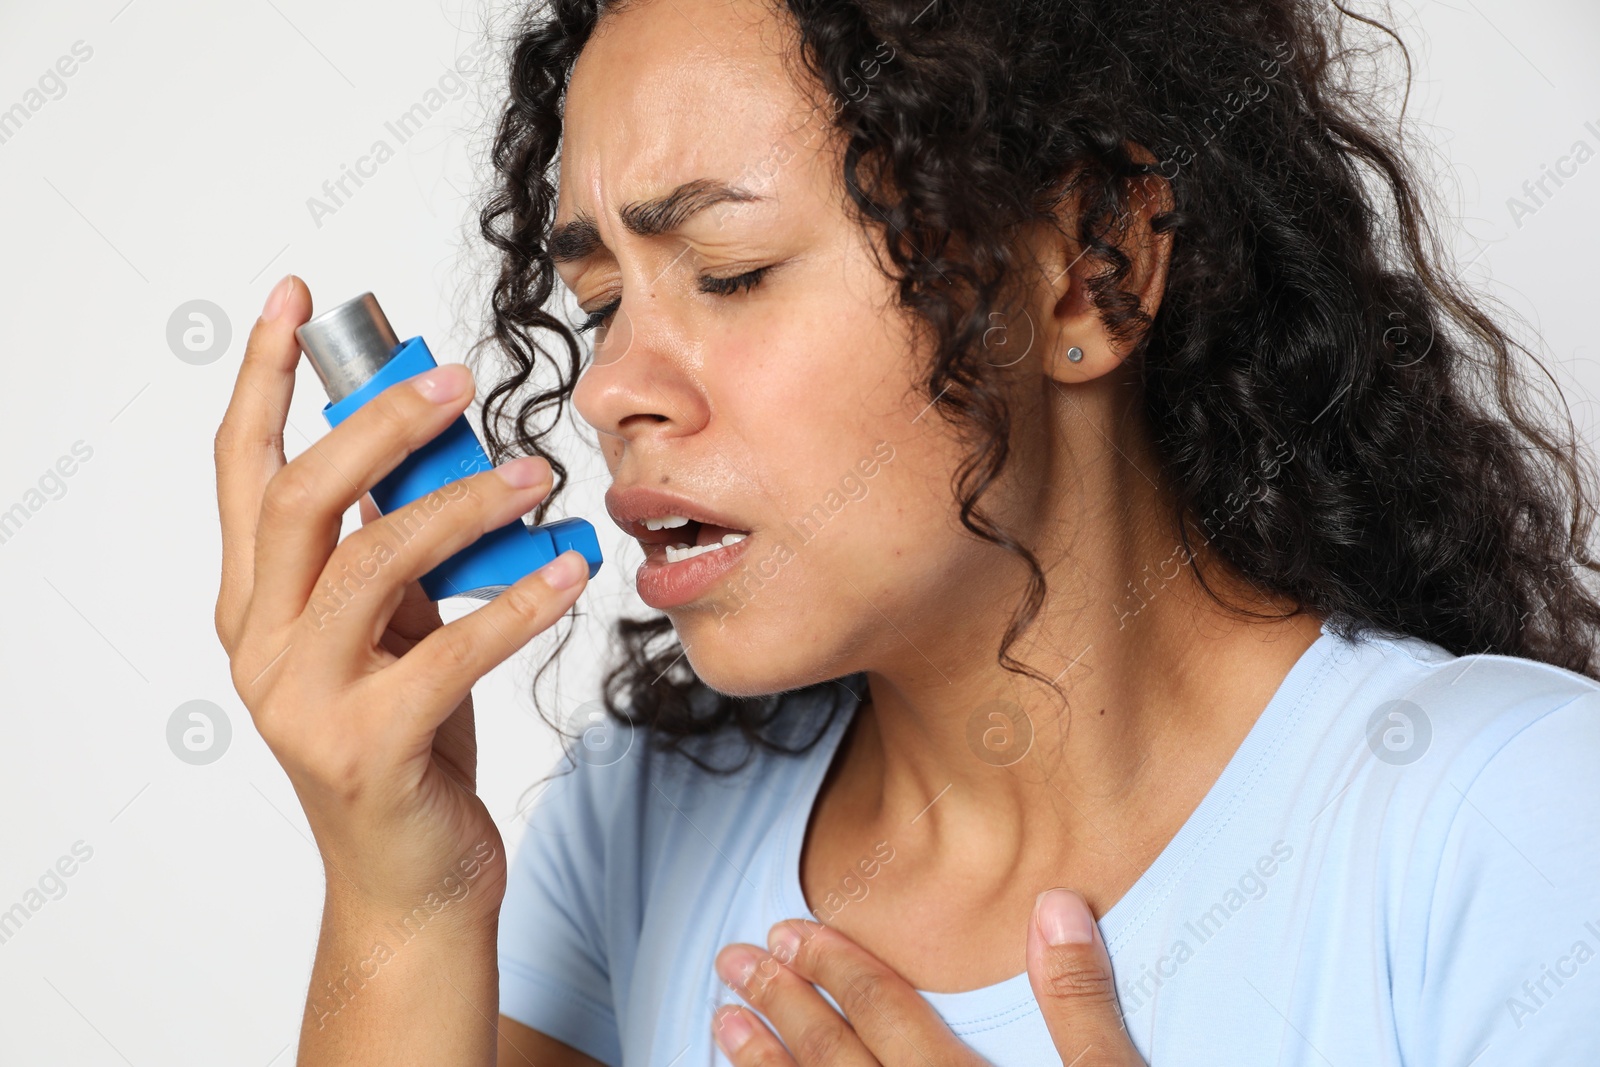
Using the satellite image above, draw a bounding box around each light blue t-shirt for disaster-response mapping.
[499,621,1600,1065]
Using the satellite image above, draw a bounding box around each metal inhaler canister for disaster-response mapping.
[294,292,602,601]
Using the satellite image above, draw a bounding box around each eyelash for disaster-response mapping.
[576,266,772,334]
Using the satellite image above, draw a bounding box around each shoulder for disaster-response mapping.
[1318,623,1600,777]
[1392,641,1600,899]
[1328,633,1600,1059]
[497,683,853,1009]
[1385,637,1600,881]
[1322,626,1600,854]
[509,682,855,882]
[1299,624,1600,946]
[1262,626,1600,1058]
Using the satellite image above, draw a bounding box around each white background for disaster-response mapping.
[0,0,1596,1063]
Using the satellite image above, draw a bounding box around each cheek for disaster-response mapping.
[809,431,978,588]
[740,284,974,578]
[675,240,988,686]
[677,503,984,695]
[676,420,980,694]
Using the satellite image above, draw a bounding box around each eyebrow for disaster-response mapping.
[548,178,768,264]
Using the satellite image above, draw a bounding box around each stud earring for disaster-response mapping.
[1066,346,1084,363]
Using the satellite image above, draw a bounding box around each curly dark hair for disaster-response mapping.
[466,0,1600,766]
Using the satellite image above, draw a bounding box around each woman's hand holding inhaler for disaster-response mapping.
[212,275,588,1064]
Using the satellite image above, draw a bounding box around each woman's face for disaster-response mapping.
[564,0,1042,695]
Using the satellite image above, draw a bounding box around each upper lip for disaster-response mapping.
[604,485,753,544]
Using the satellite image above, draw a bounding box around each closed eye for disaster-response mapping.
[576,301,618,336]
[698,265,771,298]
[575,266,773,335]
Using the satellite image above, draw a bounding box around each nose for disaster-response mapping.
[571,302,711,447]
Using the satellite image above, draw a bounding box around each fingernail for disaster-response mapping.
[714,945,760,990]
[539,550,587,591]
[261,275,293,321]
[713,1007,754,1054]
[495,456,547,489]
[412,364,469,403]
[767,923,801,964]
[1036,888,1095,946]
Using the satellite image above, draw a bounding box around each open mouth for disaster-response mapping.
[641,515,749,564]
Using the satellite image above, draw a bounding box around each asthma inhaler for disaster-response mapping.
[295,292,602,601]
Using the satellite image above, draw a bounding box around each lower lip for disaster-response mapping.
[634,536,754,610]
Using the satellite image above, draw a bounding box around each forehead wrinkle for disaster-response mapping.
[550,177,771,264]
[618,178,765,239]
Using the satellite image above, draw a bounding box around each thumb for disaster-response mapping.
[1027,888,1144,1066]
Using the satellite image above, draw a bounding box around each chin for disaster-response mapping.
[670,590,860,699]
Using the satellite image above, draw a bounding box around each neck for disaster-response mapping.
[853,595,1321,863]
[843,378,1323,887]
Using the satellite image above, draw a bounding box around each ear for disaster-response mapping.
[1025,151,1175,386]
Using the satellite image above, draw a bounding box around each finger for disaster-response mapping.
[712,1004,798,1066]
[1027,889,1145,1066]
[715,943,876,1067]
[213,274,311,641]
[248,362,481,631]
[769,920,966,1065]
[354,491,442,648]
[383,576,446,651]
[298,457,554,654]
[390,549,589,734]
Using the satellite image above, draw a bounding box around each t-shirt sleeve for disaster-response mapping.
[497,755,628,1066]
[1403,691,1600,1065]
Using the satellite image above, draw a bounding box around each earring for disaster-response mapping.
[1066,346,1084,363]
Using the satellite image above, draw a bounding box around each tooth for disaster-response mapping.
[645,515,691,531]
[661,533,750,564]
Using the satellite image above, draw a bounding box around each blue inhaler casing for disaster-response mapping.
[294,292,601,602]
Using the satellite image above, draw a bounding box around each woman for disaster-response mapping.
[212,0,1600,1063]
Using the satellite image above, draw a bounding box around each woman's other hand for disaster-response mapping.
[714,888,1144,1066]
